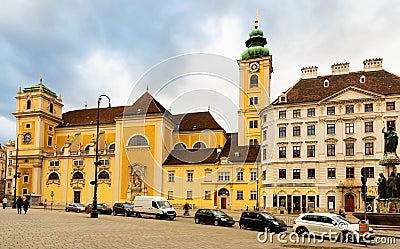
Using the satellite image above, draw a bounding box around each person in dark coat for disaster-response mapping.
[23,198,30,214]
[16,196,23,214]
[183,203,190,216]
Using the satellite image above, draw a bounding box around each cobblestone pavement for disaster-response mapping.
[0,208,398,249]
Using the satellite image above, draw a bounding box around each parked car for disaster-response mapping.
[133,196,176,220]
[65,203,86,213]
[239,211,287,232]
[85,203,112,215]
[293,213,375,243]
[194,209,235,227]
[113,203,135,217]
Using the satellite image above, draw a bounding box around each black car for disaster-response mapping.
[194,209,235,227]
[113,203,134,217]
[239,211,287,232]
[85,204,112,215]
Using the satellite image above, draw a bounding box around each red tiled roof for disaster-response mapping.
[58,106,125,127]
[122,92,170,117]
[273,70,400,105]
[172,112,224,131]
[220,133,260,163]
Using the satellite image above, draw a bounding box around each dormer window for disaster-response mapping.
[324,79,329,87]
[279,93,287,103]
[360,75,366,83]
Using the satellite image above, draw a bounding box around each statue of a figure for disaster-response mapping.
[377,173,387,199]
[387,171,398,198]
[397,173,400,198]
[382,126,398,154]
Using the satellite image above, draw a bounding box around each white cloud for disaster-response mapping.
[0,116,16,143]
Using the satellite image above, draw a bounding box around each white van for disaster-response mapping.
[133,196,176,220]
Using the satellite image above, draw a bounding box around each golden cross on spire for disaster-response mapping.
[255,9,259,28]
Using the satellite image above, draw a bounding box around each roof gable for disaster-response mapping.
[122,92,169,117]
[172,112,224,131]
[320,86,383,103]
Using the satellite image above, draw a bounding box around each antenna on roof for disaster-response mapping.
[84,101,87,109]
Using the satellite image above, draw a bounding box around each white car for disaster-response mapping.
[293,213,374,243]
[65,203,86,213]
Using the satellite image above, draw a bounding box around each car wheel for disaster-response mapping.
[136,212,141,218]
[295,227,309,235]
[113,210,117,216]
[195,217,200,224]
[239,223,246,229]
[77,210,80,213]
[65,208,69,212]
[341,232,355,243]
[155,214,160,219]
[214,220,219,226]
[124,212,128,217]
[169,216,175,221]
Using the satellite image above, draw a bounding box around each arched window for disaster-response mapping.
[98,171,110,179]
[250,75,258,88]
[48,172,59,180]
[193,141,206,149]
[174,143,186,150]
[128,135,148,146]
[49,103,54,113]
[72,172,84,180]
[108,143,115,150]
[27,100,31,110]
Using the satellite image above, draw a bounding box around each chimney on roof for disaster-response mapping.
[331,62,349,75]
[363,58,383,72]
[301,66,318,79]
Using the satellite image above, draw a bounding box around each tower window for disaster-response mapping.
[27,100,31,110]
[49,103,54,113]
[250,75,258,88]
[249,96,259,105]
[249,120,258,129]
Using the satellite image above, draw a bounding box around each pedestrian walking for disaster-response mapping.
[23,198,30,214]
[2,196,7,209]
[183,203,190,216]
[16,196,23,214]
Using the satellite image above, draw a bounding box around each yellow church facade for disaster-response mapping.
[9,18,272,210]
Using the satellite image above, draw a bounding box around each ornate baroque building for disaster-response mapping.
[260,58,400,213]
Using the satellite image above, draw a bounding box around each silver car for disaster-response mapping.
[65,203,86,213]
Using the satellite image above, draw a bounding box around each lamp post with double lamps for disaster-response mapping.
[90,95,111,218]
[12,134,24,208]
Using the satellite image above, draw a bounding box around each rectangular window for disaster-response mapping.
[366,167,374,178]
[279,147,286,158]
[293,146,301,158]
[98,159,110,165]
[262,130,267,141]
[48,126,53,131]
[327,144,335,156]
[307,108,315,117]
[8,159,12,166]
[293,126,301,136]
[346,167,355,178]
[327,106,335,115]
[187,172,193,182]
[262,148,267,160]
[218,172,230,182]
[293,109,301,118]
[365,122,374,132]
[279,127,286,137]
[249,139,258,145]
[250,171,257,181]
[23,175,29,183]
[386,102,395,111]
[73,160,84,166]
[167,191,174,200]
[365,142,374,155]
[249,96,259,105]
[307,169,315,179]
[25,123,31,129]
[345,123,354,134]
[307,145,315,157]
[186,190,193,199]
[47,136,53,147]
[307,125,315,135]
[345,105,354,114]
[204,170,212,182]
[327,168,336,179]
[387,120,396,130]
[249,120,258,129]
[365,103,373,112]
[327,124,335,134]
[22,188,28,195]
[237,171,244,181]
[293,169,300,179]
[237,190,244,200]
[168,172,175,182]
[279,110,286,119]
[346,143,354,156]
[279,169,286,179]
[8,168,12,177]
[204,190,212,200]
[49,161,60,167]
[250,191,257,200]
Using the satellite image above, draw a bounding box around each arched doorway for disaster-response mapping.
[345,194,355,212]
[218,188,229,209]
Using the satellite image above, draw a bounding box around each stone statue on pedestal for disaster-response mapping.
[377,173,387,199]
[383,126,398,154]
[387,171,399,198]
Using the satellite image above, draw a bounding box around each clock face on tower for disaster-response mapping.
[249,62,260,73]
[23,132,32,144]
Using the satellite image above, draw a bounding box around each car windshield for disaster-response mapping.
[332,215,353,224]
[260,212,275,220]
[211,210,227,216]
[76,203,85,207]
[156,201,171,209]
[97,204,104,208]
[123,204,133,208]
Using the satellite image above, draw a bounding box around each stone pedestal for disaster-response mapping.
[378,152,400,213]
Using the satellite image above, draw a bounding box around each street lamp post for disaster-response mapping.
[90,95,111,218]
[13,134,23,208]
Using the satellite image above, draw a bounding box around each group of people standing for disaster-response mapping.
[2,196,30,214]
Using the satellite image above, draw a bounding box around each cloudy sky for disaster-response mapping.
[1,0,400,143]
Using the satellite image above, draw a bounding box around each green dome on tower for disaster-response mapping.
[241,15,270,60]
